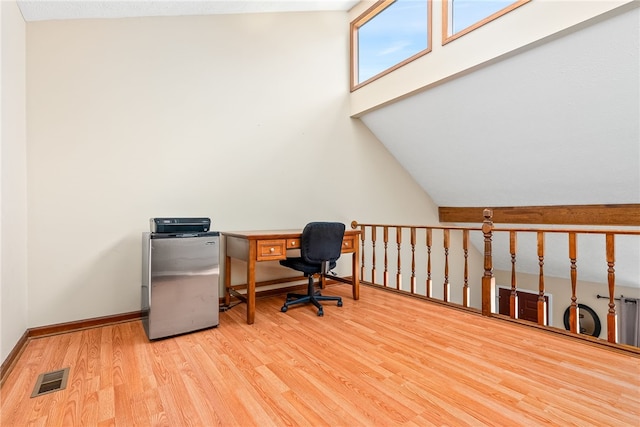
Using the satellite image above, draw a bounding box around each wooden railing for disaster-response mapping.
[348,221,483,307]
[351,209,640,350]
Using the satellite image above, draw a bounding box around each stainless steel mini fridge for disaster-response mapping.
[142,231,220,340]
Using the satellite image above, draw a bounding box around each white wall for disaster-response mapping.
[1,0,28,363]
[25,12,440,328]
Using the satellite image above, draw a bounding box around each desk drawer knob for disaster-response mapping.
[270,247,275,253]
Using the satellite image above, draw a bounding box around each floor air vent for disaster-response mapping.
[31,367,70,398]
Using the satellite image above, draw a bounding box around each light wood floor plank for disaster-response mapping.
[2,284,639,426]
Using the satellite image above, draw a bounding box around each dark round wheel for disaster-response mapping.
[563,303,601,337]
[281,305,288,313]
[317,308,324,316]
[337,300,343,307]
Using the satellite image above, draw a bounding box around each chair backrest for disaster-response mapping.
[300,222,345,266]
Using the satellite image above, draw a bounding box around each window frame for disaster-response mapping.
[442,0,531,45]
[350,0,432,92]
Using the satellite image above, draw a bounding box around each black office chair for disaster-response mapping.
[279,222,345,316]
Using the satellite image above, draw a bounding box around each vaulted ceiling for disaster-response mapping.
[360,6,639,208]
[358,6,639,286]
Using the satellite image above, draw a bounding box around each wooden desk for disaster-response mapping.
[223,229,360,324]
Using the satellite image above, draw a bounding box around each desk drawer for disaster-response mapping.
[341,235,356,253]
[257,240,287,261]
[284,237,354,252]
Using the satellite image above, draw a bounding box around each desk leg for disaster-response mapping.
[246,241,257,325]
[224,255,231,306]
[352,243,360,300]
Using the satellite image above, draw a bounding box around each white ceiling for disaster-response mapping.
[17,0,359,22]
[361,6,640,208]
[360,7,639,286]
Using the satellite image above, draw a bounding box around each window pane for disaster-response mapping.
[452,0,518,34]
[358,0,428,84]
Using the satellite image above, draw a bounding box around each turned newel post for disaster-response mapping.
[568,232,578,333]
[509,231,518,319]
[606,233,617,343]
[383,226,389,287]
[482,209,495,317]
[443,229,450,302]
[463,229,470,308]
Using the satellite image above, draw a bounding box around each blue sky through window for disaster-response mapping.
[356,0,521,85]
[452,0,517,33]
[358,0,428,83]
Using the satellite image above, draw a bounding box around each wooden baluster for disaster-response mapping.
[396,227,402,290]
[383,226,389,288]
[360,226,366,282]
[371,226,377,285]
[510,231,517,319]
[411,227,417,294]
[443,229,450,302]
[463,229,469,307]
[606,233,617,343]
[568,232,578,333]
[537,231,547,326]
[481,209,494,317]
[426,228,432,298]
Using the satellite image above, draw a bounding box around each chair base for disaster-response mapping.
[281,275,342,316]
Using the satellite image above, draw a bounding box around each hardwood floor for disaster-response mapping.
[2,284,639,426]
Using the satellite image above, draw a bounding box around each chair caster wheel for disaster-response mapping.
[281,306,288,313]
[337,300,343,307]
[317,309,324,316]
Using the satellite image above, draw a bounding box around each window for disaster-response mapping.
[351,0,431,91]
[443,0,530,44]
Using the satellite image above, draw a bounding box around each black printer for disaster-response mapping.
[150,217,211,233]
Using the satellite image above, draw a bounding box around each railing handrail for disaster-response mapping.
[351,220,481,232]
[352,221,640,235]
[493,227,640,235]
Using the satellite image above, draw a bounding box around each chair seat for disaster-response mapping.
[279,257,336,275]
